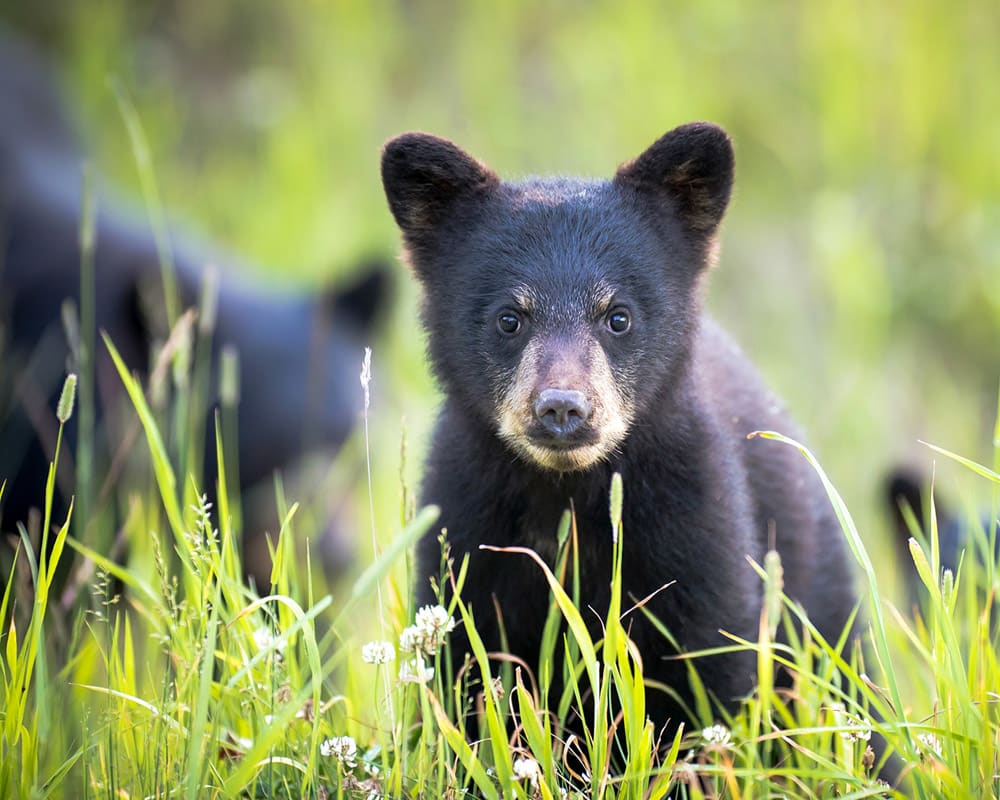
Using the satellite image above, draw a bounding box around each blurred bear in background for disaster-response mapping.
[0,28,389,592]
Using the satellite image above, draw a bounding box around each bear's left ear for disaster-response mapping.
[381,133,499,245]
[614,122,734,237]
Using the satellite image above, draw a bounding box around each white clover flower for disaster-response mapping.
[829,703,872,743]
[838,716,873,743]
[321,735,358,768]
[701,724,733,748]
[398,605,457,658]
[228,733,254,751]
[361,640,396,665]
[399,625,427,654]
[252,625,286,654]
[408,604,457,655]
[399,657,434,684]
[917,732,942,756]
[512,756,540,785]
[415,604,456,638]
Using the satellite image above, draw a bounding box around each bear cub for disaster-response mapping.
[381,123,857,735]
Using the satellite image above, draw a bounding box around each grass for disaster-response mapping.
[2,333,999,796]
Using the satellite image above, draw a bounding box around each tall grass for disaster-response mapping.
[2,314,1000,797]
[0,375,79,797]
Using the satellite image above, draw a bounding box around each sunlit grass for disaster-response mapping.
[4,357,1000,797]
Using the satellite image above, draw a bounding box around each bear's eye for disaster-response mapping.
[606,308,631,334]
[497,310,523,336]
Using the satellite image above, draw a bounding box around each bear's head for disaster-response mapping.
[382,122,733,472]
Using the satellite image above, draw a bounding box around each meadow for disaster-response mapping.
[1,2,999,797]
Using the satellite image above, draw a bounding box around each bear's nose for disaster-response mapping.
[534,389,592,437]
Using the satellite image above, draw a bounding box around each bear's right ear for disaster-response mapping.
[381,133,498,244]
[614,122,734,238]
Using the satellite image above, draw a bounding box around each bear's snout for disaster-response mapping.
[533,388,592,437]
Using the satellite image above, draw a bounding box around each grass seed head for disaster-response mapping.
[57,373,77,423]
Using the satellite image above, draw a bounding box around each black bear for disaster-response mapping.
[381,123,858,738]
[0,29,388,585]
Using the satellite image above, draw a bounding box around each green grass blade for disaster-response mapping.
[39,747,86,799]
[340,505,440,625]
[748,430,919,776]
[101,331,184,538]
[452,589,514,790]
[110,81,180,326]
[920,440,1000,484]
[186,583,221,800]
[427,689,500,800]
[65,536,158,604]
[480,544,600,706]
[77,164,97,539]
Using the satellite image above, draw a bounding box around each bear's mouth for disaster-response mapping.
[515,427,608,472]
[531,438,591,451]
[520,440,608,472]
[524,421,600,449]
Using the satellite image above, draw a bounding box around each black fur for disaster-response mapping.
[382,124,857,736]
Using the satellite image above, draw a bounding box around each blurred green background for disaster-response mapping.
[4,0,999,599]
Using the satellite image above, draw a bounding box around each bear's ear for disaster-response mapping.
[614,122,734,237]
[325,258,392,332]
[381,133,498,241]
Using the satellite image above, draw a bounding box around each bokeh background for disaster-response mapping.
[4,0,999,601]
